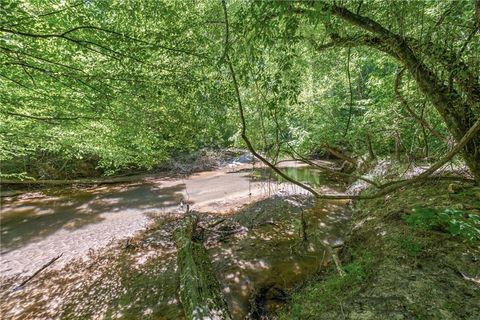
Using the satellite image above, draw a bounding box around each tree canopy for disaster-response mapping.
[1,0,479,182]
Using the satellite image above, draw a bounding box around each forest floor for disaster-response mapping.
[278,180,480,319]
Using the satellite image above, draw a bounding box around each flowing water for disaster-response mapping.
[0,161,351,319]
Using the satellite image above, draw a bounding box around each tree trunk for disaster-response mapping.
[366,132,376,160]
[476,0,480,31]
[394,131,401,162]
[396,43,480,181]
[174,214,232,320]
[323,143,357,165]
[320,2,480,182]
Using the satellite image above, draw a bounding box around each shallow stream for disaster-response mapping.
[0,162,351,319]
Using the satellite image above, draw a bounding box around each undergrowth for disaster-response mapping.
[405,207,480,242]
[278,181,480,319]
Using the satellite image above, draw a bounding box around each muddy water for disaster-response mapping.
[212,198,350,319]
[0,162,350,319]
[0,162,326,277]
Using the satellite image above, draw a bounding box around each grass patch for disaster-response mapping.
[395,234,424,257]
[278,257,374,319]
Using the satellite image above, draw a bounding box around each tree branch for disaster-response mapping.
[285,143,381,188]
[0,26,207,60]
[394,67,448,142]
[4,1,84,27]
[415,118,480,180]
[222,0,320,197]
[1,111,118,123]
[344,46,353,136]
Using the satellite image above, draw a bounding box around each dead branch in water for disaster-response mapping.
[285,144,381,188]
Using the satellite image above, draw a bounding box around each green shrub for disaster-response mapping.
[405,207,480,242]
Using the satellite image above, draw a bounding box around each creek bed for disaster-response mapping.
[1,164,351,319]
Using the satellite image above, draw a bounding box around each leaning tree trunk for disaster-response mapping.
[174,214,232,320]
[458,119,480,183]
[394,41,480,182]
[318,2,480,183]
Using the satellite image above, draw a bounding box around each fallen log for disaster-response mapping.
[175,213,232,320]
[323,143,357,166]
[1,175,145,186]
[286,149,381,188]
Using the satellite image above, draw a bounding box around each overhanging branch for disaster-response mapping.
[222,0,320,197]
[222,1,479,200]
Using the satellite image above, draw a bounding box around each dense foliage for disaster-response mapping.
[1,0,479,180]
[406,207,480,242]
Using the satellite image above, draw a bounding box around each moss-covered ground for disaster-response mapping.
[279,181,480,319]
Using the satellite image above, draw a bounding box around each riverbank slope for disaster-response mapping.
[279,180,480,319]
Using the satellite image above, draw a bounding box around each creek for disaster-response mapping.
[0,161,351,319]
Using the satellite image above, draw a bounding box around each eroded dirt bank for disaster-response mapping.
[279,181,480,320]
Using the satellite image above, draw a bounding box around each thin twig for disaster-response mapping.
[16,254,63,289]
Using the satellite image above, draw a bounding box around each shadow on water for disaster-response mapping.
[209,197,351,319]
[241,166,346,192]
[45,197,351,320]
[0,165,351,320]
[0,165,338,255]
[0,183,186,253]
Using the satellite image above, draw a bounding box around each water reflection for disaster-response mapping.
[209,197,351,319]
[250,166,345,191]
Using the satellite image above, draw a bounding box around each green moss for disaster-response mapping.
[278,258,373,319]
[395,234,424,256]
[175,215,232,320]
